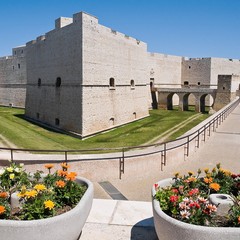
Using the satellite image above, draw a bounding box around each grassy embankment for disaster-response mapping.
[0,106,209,151]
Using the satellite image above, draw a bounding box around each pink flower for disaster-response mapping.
[154,183,159,190]
[198,197,207,203]
[179,202,189,210]
[171,188,178,194]
[182,197,190,203]
[180,210,191,219]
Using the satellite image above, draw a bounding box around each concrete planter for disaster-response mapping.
[0,177,93,240]
[152,178,240,240]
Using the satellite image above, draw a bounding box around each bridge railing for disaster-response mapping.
[0,98,239,179]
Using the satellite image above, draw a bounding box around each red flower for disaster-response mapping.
[189,188,199,196]
[154,183,159,190]
[169,195,179,203]
[189,202,200,209]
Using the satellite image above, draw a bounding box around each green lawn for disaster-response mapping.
[0,106,209,151]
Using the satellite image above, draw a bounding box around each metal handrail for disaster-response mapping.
[0,98,239,179]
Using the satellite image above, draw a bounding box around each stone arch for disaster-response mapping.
[200,94,214,113]
[166,93,179,110]
[182,93,191,111]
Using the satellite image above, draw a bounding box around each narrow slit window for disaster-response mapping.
[109,78,115,88]
[56,77,61,87]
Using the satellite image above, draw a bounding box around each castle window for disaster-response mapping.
[184,81,189,85]
[198,82,201,85]
[188,66,191,69]
[38,78,41,87]
[109,78,115,89]
[12,66,14,70]
[133,112,136,119]
[110,117,115,125]
[56,77,61,87]
[36,113,40,119]
[18,64,20,69]
[55,118,60,126]
[130,79,135,89]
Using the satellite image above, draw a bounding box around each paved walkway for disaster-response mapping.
[80,103,240,239]
[1,103,240,239]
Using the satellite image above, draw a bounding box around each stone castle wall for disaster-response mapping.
[25,13,84,134]
[1,11,240,137]
[80,13,149,136]
[0,46,26,108]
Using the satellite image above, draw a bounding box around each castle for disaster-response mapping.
[1,11,240,138]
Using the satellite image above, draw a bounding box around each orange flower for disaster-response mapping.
[0,192,8,198]
[57,169,68,177]
[55,180,66,188]
[187,176,197,182]
[66,172,77,181]
[61,162,70,170]
[45,164,54,169]
[209,183,220,191]
[204,177,213,184]
[0,205,6,215]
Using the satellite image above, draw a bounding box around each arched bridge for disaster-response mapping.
[157,87,217,112]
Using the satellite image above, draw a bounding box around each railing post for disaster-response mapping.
[196,130,200,148]
[184,136,189,158]
[161,143,167,170]
[208,122,211,136]
[10,149,13,162]
[119,149,125,179]
[65,151,68,163]
[203,126,206,142]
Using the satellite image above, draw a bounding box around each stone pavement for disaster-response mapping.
[80,199,158,240]
[80,103,240,239]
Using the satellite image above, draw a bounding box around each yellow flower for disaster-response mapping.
[209,183,220,191]
[44,200,55,210]
[6,167,13,172]
[216,163,221,169]
[9,173,15,180]
[174,172,179,178]
[204,168,209,174]
[17,186,27,198]
[34,184,46,191]
[25,190,38,198]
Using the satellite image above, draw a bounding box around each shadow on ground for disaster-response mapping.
[130,217,158,240]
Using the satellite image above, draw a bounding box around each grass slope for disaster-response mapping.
[0,107,209,150]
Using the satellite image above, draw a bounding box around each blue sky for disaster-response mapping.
[0,0,240,58]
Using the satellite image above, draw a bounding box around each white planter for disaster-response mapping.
[0,177,93,240]
[152,178,240,240]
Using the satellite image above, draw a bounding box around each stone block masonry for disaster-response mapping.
[1,11,240,137]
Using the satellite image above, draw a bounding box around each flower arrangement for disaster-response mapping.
[0,162,87,220]
[154,163,240,227]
